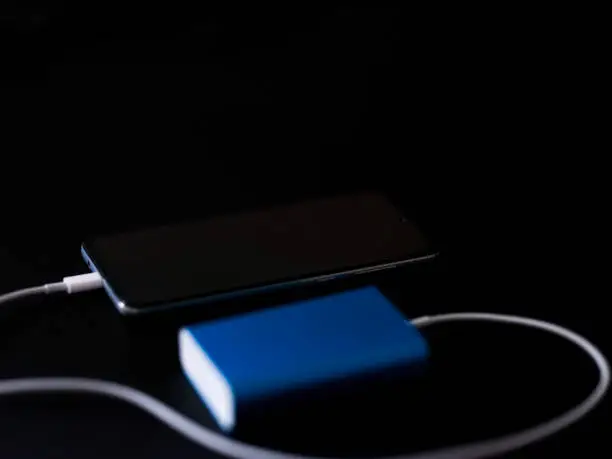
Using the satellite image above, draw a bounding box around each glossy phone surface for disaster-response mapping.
[82,193,436,315]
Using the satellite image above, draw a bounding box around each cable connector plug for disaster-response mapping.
[61,272,103,294]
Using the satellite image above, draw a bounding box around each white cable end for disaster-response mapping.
[62,272,104,294]
[410,315,432,327]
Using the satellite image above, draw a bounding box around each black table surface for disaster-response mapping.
[0,185,608,459]
[1,5,607,458]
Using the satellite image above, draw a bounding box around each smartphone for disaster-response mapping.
[81,192,437,315]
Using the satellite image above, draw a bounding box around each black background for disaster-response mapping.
[0,3,607,458]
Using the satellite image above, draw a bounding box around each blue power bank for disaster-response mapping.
[178,286,429,432]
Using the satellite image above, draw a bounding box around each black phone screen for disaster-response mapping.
[82,193,434,313]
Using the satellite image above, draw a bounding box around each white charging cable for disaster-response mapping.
[0,273,104,302]
[0,280,609,459]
